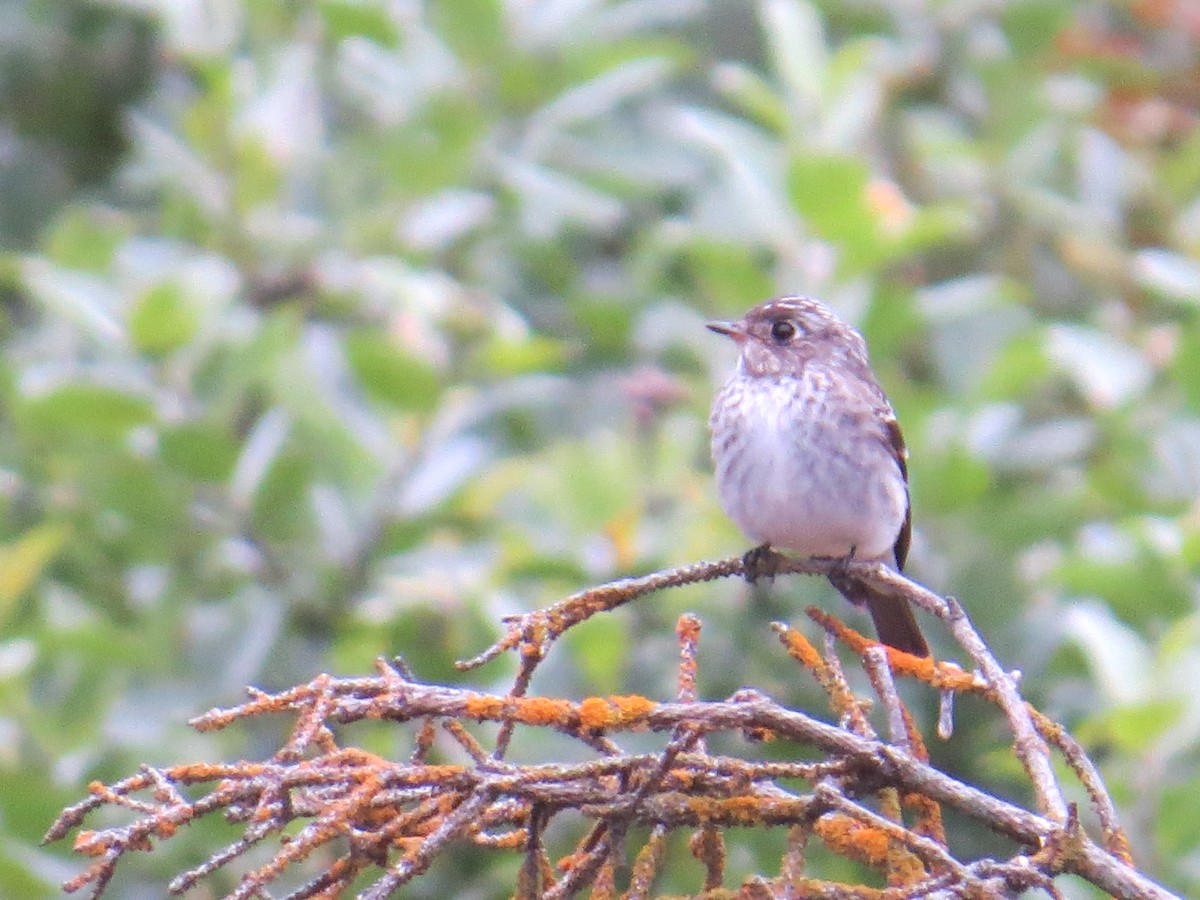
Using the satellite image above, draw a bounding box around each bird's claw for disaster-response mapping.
[741,544,783,583]
[826,545,859,596]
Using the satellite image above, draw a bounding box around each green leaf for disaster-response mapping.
[1172,326,1200,412]
[1160,128,1200,197]
[380,98,483,195]
[318,0,399,44]
[18,384,155,440]
[233,139,283,212]
[711,63,788,133]
[787,152,879,269]
[565,614,628,694]
[251,452,315,540]
[474,335,568,377]
[45,208,125,271]
[345,330,441,413]
[429,0,505,66]
[159,423,239,480]
[0,524,70,617]
[683,241,776,313]
[979,333,1051,401]
[1000,0,1073,56]
[1158,772,1200,859]
[914,448,991,513]
[1086,701,1184,754]
[130,283,200,355]
[543,439,636,531]
[1056,555,1189,625]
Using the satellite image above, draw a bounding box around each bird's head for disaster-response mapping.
[707,297,868,377]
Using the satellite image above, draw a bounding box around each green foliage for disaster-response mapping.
[2,0,1199,896]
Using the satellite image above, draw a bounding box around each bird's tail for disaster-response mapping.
[828,570,930,657]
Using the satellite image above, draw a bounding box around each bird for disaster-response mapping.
[707,297,929,657]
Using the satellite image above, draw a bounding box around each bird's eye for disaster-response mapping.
[770,320,796,342]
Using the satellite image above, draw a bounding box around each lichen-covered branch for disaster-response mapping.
[45,557,1175,899]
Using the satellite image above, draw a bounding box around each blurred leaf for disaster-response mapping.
[898,204,978,256]
[20,259,124,343]
[231,408,291,509]
[914,447,990,513]
[251,452,315,541]
[0,523,70,616]
[474,336,568,377]
[364,603,492,684]
[1172,328,1200,412]
[379,97,483,195]
[318,0,399,44]
[1057,553,1189,626]
[824,37,874,96]
[45,208,124,271]
[429,0,505,66]
[90,458,191,558]
[129,283,200,355]
[399,436,490,515]
[570,300,633,363]
[159,423,239,481]
[761,0,827,106]
[1159,129,1200,197]
[345,330,441,413]
[1158,773,1200,862]
[233,140,283,212]
[1083,700,1185,754]
[682,241,776,312]
[787,153,876,258]
[17,385,154,441]
[543,439,637,532]
[565,614,628,695]
[1133,249,1200,305]
[711,62,788,133]
[979,334,1052,401]
[0,769,75,895]
[1045,325,1152,409]
[1001,0,1073,55]
[1063,601,1152,703]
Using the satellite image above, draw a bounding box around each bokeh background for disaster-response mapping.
[2,0,1199,896]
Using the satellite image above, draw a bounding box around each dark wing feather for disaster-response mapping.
[883,416,911,571]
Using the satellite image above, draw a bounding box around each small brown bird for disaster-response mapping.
[708,297,929,657]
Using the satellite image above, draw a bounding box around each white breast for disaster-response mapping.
[710,371,907,561]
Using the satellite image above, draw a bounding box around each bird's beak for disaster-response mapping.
[706,320,745,341]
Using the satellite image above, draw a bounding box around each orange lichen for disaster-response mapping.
[72,831,102,856]
[776,626,824,670]
[153,821,178,839]
[815,813,890,867]
[792,876,883,899]
[806,608,939,680]
[885,843,930,888]
[904,793,946,846]
[577,695,655,730]
[516,696,574,726]
[464,695,506,720]
[685,797,755,827]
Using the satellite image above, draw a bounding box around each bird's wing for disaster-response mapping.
[883,415,911,570]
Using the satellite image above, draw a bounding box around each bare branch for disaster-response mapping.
[45,556,1173,900]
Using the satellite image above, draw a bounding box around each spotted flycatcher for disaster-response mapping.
[708,297,929,657]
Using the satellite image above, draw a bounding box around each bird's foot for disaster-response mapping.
[826,545,860,600]
[741,544,784,583]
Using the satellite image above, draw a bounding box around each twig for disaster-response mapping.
[47,555,1169,900]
